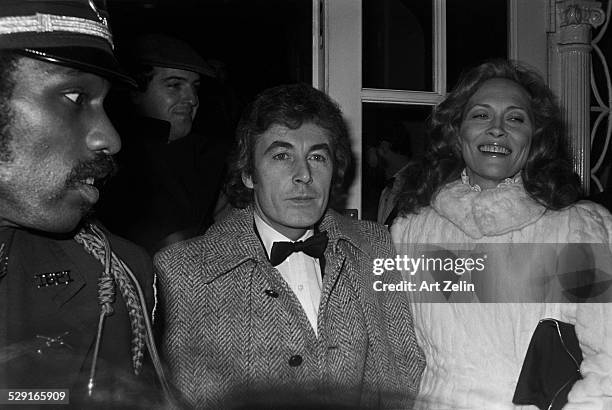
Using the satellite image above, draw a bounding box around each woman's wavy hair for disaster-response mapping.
[226,83,352,209]
[397,59,581,215]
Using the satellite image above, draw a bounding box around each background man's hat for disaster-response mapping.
[0,0,136,87]
[124,33,216,78]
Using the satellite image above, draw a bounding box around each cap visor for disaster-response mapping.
[20,47,136,88]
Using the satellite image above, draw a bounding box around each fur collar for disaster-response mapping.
[432,176,546,239]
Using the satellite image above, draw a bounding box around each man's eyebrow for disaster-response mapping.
[161,76,191,82]
[263,141,294,154]
[64,68,85,76]
[309,143,331,153]
[44,64,87,77]
[505,105,528,111]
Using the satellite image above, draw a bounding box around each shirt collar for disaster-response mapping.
[253,212,313,258]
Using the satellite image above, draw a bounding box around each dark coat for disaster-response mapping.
[0,226,157,409]
[155,207,425,409]
[97,117,230,254]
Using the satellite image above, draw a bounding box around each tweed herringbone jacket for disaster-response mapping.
[155,207,425,409]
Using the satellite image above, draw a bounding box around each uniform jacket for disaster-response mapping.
[155,207,425,409]
[0,225,157,409]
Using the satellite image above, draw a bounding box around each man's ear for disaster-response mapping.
[242,172,254,189]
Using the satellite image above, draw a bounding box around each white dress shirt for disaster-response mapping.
[254,213,323,335]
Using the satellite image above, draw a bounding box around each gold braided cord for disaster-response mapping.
[74,225,146,375]
[97,276,115,316]
[0,13,113,46]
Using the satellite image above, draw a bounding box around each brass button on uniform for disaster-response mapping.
[288,355,303,367]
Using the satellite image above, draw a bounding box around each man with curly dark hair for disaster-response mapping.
[155,83,425,409]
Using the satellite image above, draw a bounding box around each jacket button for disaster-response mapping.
[288,355,303,367]
[264,289,279,298]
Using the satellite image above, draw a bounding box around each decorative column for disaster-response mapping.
[556,0,604,194]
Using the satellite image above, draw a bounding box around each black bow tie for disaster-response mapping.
[269,231,329,267]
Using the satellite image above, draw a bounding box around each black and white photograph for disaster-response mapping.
[0,0,611,409]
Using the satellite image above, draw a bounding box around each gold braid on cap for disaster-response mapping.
[0,13,113,48]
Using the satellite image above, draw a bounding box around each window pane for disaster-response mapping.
[446,0,507,90]
[363,0,433,91]
[362,103,432,222]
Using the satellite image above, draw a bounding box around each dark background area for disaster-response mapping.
[446,0,508,89]
[107,0,312,96]
[105,0,312,139]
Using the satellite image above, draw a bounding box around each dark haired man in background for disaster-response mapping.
[0,1,167,408]
[156,83,424,409]
[98,33,230,254]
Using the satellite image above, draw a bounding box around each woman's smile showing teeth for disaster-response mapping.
[458,78,534,189]
[478,144,511,155]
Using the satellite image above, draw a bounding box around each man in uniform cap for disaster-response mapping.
[97,33,231,253]
[0,1,171,407]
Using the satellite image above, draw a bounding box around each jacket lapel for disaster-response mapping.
[197,207,265,283]
[196,207,325,340]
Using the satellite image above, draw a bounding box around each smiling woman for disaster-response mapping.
[396,59,581,214]
[390,60,612,409]
[458,77,533,190]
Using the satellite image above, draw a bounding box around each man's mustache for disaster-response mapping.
[66,155,117,188]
